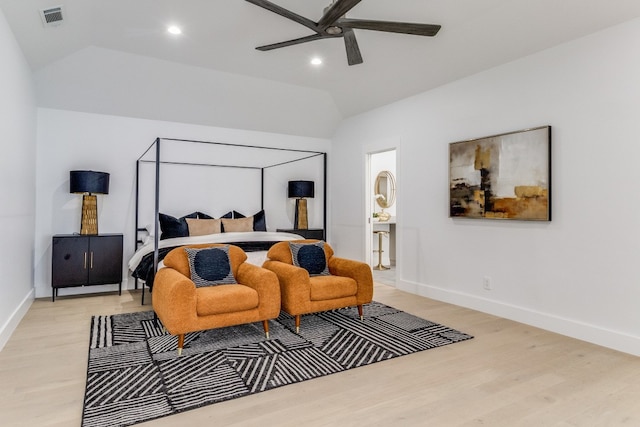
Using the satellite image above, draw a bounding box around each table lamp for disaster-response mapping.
[70,170,110,235]
[288,180,314,230]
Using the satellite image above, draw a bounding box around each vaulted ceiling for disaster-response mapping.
[3,0,640,137]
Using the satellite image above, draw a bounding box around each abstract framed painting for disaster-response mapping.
[449,126,551,221]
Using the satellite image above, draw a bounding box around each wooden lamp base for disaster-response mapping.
[80,194,99,235]
[294,198,308,230]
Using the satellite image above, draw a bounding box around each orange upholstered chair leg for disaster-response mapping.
[177,334,185,356]
[295,315,301,333]
[358,304,364,321]
[262,320,270,339]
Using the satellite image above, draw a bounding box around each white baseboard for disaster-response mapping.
[35,277,135,299]
[0,288,34,352]
[398,279,640,357]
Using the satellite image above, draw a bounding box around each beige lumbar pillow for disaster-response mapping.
[221,217,253,232]
[185,218,221,236]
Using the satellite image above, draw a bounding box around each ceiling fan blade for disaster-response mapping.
[255,33,328,51]
[343,28,363,66]
[245,0,319,32]
[318,0,362,30]
[338,18,441,36]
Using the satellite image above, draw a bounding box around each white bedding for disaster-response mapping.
[128,231,304,271]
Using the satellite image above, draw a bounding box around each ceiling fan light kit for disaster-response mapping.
[245,0,441,66]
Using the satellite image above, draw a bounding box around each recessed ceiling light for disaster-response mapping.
[310,57,322,66]
[167,25,182,35]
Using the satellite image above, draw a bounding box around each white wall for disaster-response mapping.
[35,109,330,299]
[0,8,37,350]
[331,17,640,356]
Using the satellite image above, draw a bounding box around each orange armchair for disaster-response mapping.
[153,243,280,355]
[263,240,373,332]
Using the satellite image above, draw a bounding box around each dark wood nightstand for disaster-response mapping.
[51,234,123,301]
[277,228,325,240]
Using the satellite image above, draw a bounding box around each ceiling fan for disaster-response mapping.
[245,0,441,66]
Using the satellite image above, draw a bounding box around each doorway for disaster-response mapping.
[368,149,396,287]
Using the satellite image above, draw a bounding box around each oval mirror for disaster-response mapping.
[375,170,396,209]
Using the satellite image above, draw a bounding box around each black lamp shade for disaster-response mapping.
[70,170,110,194]
[288,180,314,198]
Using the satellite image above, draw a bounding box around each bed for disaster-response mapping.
[131,137,327,304]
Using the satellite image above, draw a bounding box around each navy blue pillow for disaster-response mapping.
[289,241,330,276]
[233,210,267,231]
[184,246,237,287]
[198,211,232,220]
[158,212,198,240]
[197,211,213,219]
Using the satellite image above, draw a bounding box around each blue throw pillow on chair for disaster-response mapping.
[185,245,237,287]
[289,241,330,276]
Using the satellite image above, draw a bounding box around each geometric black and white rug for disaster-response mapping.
[82,302,473,427]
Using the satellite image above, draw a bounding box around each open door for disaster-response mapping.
[367,149,397,287]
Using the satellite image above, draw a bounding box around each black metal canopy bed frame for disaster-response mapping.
[130,137,327,304]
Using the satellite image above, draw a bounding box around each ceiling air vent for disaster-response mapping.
[40,6,64,27]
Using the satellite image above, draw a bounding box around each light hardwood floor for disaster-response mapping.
[1,283,639,427]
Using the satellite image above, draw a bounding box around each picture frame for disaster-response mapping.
[449,126,551,221]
